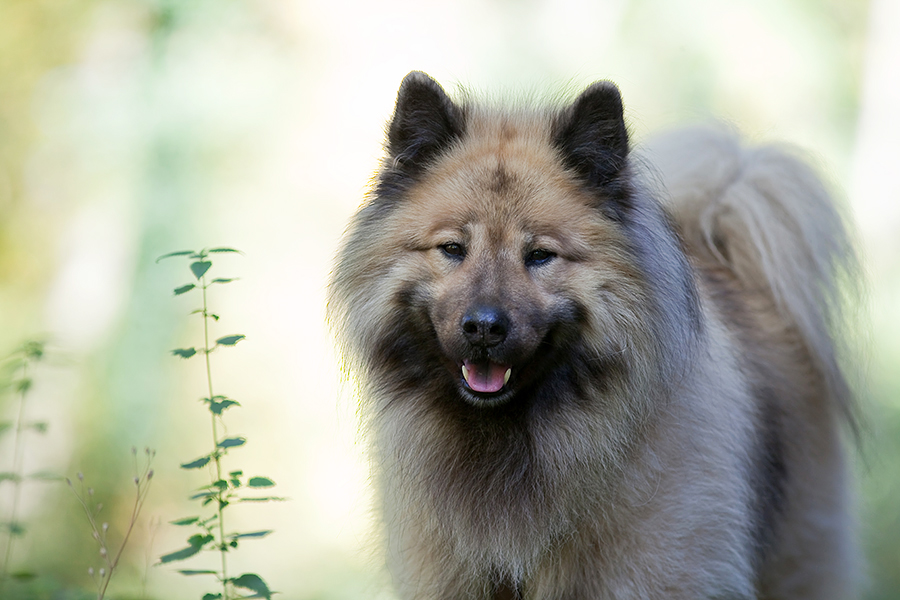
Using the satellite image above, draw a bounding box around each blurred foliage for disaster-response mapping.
[0,0,100,339]
[0,0,96,203]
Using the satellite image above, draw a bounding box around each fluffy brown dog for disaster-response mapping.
[328,71,860,599]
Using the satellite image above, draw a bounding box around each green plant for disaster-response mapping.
[68,447,155,600]
[158,248,281,600]
[0,340,53,589]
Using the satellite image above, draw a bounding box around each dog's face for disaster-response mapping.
[387,113,638,407]
[328,72,663,409]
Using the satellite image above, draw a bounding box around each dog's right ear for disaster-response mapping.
[553,81,629,192]
[387,71,465,175]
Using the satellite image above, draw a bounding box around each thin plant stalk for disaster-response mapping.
[140,516,161,600]
[69,449,154,600]
[201,272,229,599]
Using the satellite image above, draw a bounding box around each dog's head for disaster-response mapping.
[329,73,699,410]
[372,72,653,407]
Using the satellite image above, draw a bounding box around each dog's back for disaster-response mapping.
[641,128,861,598]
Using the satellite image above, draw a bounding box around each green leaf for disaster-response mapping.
[190,491,217,501]
[0,472,20,483]
[230,530,272,540]
[187,533,215,547]
[208,247,241,254]
[210,278,237,284]
[217,437,246,449]
[10,570,37,581]
[178,569,219,576]
[190,261,212,280]
[202,594,222,600]
[237,496,287,503]
[208,399,240,415]
[181,456,211,470]
[229,573,272,600]
[229,470,243,477]
[156,250,195,263]
[4,522,25,536]
[248,477,275,488]
[19,341,45,360]
[28,421,48,434]
[159,544,202,564]
[174,284,196,295]
[215,335,245,347]
[17,378,32,393]
[172,348,197,359]
[212,479,228,491]
[170,516,200,526]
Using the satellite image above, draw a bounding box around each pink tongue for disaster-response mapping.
[463,360,508,393]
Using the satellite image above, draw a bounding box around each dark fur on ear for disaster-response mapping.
[387,71,466,177]
[553,82,630,217]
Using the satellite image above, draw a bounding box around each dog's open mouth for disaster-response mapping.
[461,359,511,394]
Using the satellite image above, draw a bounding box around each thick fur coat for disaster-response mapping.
[328,72,860,600]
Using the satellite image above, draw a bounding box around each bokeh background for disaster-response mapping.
[0,0,898,598]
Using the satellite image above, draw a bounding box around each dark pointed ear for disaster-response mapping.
[553,81,629,194]
[387,71,465,175]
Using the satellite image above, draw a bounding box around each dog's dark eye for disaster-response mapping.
[525,249,555,266]
[440,243,466,259]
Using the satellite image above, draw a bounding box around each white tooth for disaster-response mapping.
[462,364,470,383]
[504,368,511,385]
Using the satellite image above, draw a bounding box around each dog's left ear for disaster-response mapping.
[553,82,629,192]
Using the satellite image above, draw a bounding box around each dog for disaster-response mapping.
[328,71,861,599]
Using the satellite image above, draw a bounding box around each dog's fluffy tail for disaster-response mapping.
[640,127,860,431]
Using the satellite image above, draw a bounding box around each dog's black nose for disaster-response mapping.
[461,305,509,347]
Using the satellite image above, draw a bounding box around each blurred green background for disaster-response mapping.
[0,0,898,598]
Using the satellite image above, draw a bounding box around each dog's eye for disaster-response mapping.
[440,243,466,259]
[525,249,555,266]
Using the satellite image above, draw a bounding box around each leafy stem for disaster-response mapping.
[1,358,28,583]
[159,247,279,600]
[0,340,47,590]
